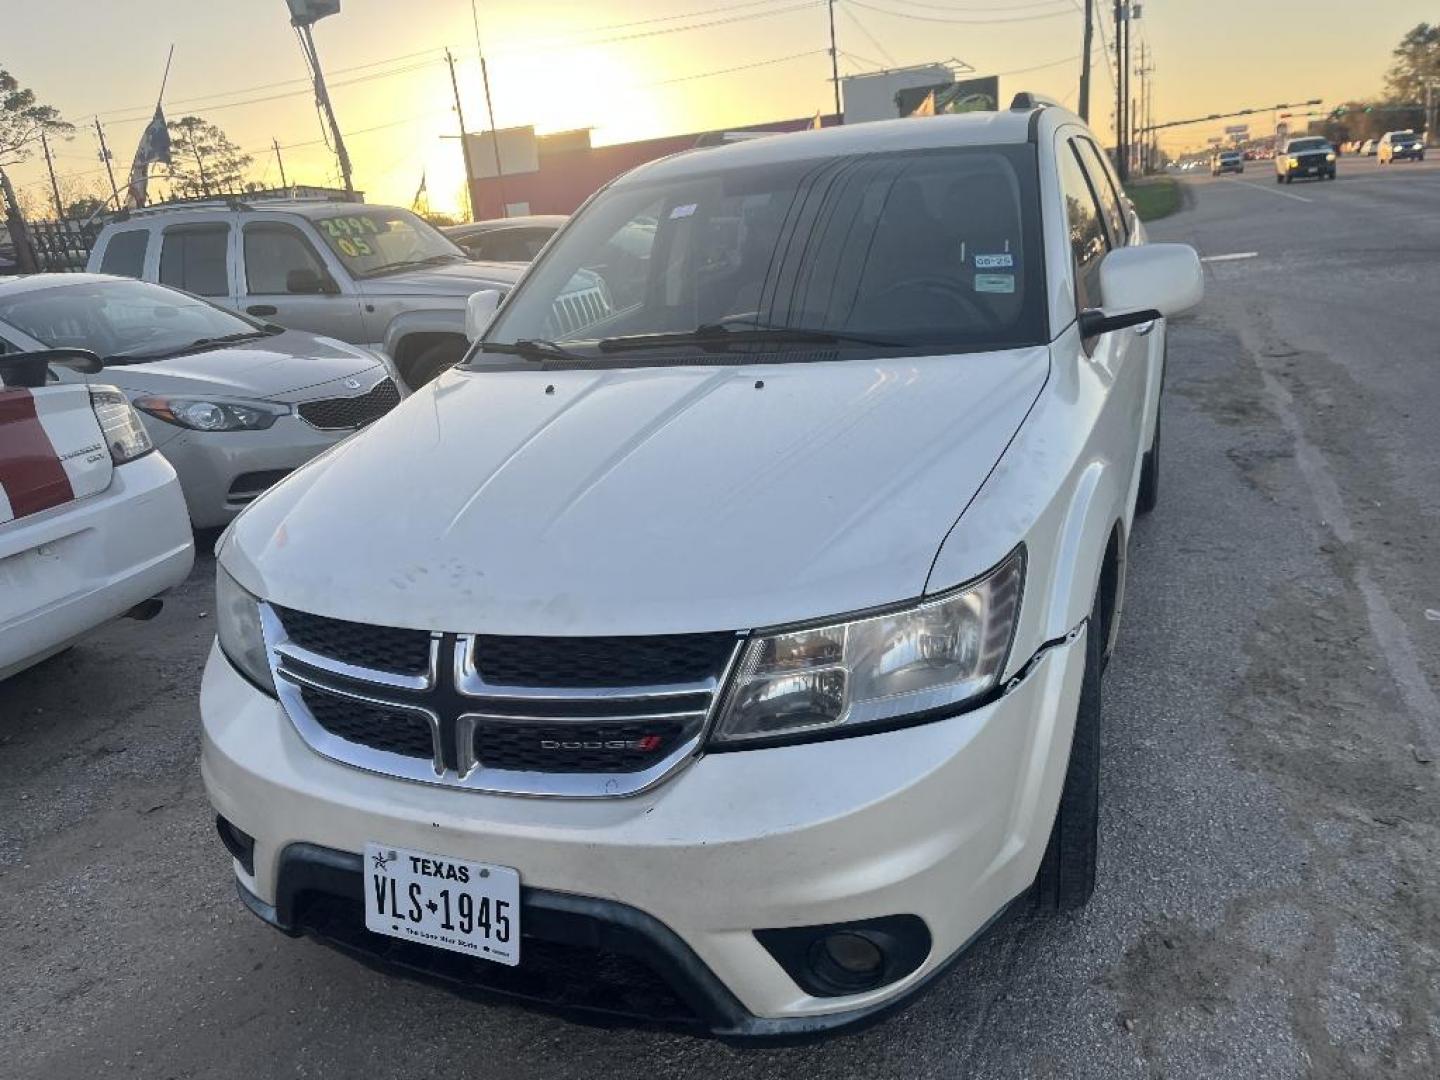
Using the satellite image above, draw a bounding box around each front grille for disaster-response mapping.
[300,686,435,759]
[468,633,738,688]
[298,377,400,430]
[267,603,741,796]
[273,606,431,675]
[471,718,685,773]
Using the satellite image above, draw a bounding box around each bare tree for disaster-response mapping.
[165,116,253,198]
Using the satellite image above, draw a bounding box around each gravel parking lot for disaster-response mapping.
[4,157,1439,1078]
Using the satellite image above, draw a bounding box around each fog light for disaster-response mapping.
[822,932,884,977]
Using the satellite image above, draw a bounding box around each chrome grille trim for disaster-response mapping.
[260,601,746,798]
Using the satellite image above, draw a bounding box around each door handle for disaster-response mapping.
[246,304,278,317]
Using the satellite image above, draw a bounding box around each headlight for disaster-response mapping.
[88,386,154,464]
[134,395,287,431]
[216,566,276,695]
[1326,153,1336,161]
[712,550,1024,746]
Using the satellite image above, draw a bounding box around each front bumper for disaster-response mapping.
[1286,159,1334,177]
[201,629,1087,1035]
[155,416,347,528]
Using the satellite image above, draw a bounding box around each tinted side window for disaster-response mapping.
[243,223,327,294]
[1058,141,1110,312]
[159,225,230,296]
[98,229,149,279]
[1076,138,1129,244]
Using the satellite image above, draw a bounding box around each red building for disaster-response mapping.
[467,115,840,222]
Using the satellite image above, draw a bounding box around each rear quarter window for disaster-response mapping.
[98,229,150,279]
[159,224,230,297]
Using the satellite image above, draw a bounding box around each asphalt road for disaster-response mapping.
[3,154,1439,1079]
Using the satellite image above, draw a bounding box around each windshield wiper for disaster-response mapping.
[595,323,903,353]
[358,253,465,278]
[105,330,271,364]
[475,338,590,364]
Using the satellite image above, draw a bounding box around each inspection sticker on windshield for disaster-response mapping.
[973,253,1014,269]
[669,203,698,219]
[975,273,1016,294]
[364,843,520,966]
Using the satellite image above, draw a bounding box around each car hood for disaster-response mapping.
[353,260,523,297]
[99,330,385,402]
[224,347,1050,636]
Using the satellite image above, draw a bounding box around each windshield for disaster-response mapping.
[1288,139,1330,153]
[479,144,1046,365]
[311,207,467,278]
[1390,132,1416,142]
[0,279,265,363]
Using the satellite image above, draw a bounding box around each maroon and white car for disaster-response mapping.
[1,348,193,680]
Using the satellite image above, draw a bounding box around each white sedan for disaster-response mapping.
[1,348,193,681]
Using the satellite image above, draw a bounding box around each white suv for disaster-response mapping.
[201,98,1202,1039]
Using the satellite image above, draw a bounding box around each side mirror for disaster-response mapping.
[286,267,337,295]
[1080,243,1204,336]
[0,348,103,389]
[465,289,502,342]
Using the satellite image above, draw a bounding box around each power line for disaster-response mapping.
[839,4,899,68]
[845,0,1078,24]
[487,0,824,54]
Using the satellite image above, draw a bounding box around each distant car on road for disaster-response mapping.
[1,346,193,680]
[1211,150,1244,176]
[443,215,566,263]
[86,199,523,391]
[1377,130,1424,164]
[1277,137,1336,183]
[0,275,405,528]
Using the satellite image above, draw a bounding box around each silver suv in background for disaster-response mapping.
[87,199,522,390]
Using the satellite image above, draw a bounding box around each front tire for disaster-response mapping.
[402,338,468,390]
[1034,593,1103,913]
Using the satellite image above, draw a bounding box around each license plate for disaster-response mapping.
[363,843,520,966]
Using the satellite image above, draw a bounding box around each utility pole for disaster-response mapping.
[1079,0,1095,122]
[41,131,65,220]
[1114,0,1128,180]
[272,138,289,189]
[827,0,842,121]
[291,5,354,197]
[446,48,479,222]
[472,0,507,217]
[94,119,120,210]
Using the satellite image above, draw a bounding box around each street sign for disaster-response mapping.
[287,0,340,26]
[1224,123,1250,134]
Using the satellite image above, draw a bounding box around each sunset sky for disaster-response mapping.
[5,0,1433,215]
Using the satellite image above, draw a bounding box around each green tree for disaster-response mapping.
[1,67,73,166]
[165,116,252,198]
[1384,23,1440,105]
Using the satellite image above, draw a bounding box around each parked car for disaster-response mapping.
[1361,139,1378,156]
[1,347,193,680]
[1377,130,1424,164]
[0,275,405,528]
[86,199,523,390]
[443,215,566,262]
[1276,137,1337,183]
[1211,149,1244,175]
[201,97,1202,1038]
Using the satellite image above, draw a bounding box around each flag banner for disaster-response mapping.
[124,106,171,208]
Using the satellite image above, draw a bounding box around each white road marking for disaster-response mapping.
[1229,179,1314,203]
[1201,252,1259,263]
[1257,365,1440,757]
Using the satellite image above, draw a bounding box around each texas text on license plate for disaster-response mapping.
[363,843,520,966]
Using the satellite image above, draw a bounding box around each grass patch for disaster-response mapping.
[1125,176,1181,222]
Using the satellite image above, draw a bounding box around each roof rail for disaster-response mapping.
[1010,91,1063,111]
[120,196,252,220]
